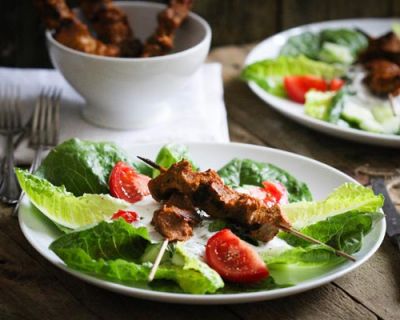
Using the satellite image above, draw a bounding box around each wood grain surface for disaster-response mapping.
[2,0,400,67]
[1,44,400,319]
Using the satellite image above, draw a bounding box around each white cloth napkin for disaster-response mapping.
[0,64,229,164]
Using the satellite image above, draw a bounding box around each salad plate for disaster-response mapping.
[244,18,400,147]
[18,141,385,304]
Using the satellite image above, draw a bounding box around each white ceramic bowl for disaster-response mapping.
[46,1,211,129]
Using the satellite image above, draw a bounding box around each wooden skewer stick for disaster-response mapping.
[137,156,169,282]
[137,156,166,173]
[148,238,169,282]
[279,224,356,262]
[137,156,356,264]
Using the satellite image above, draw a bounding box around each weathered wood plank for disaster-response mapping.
[229,118,265,146]
[0,228,97,320]
[334,238,400,320]
[231,284,377,320]
[193,0,278,46]
[281,0,395,29]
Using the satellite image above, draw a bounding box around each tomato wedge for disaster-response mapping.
[109,161,151,203]
[247,181,288,207]
[284,75,328,103]
[205,229,269,283]
[329,78,344,91]
[262,181,288,206]
[112,210,138,223]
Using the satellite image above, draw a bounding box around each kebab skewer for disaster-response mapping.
[139,157,355,281]
[78,0,143,57]
[34,0,120,56]
[141,0,193,57]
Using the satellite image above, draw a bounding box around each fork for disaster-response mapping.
[12,87,61,216]
[0,86,24,204]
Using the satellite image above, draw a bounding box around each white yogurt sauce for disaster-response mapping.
[125,196,292,261]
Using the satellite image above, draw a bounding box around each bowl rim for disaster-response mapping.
[45,0,212,62]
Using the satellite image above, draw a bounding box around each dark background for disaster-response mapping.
[2,0,400,68]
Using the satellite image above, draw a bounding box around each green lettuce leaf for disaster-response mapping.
[35,138,151,196]
[153,144,198,177]
[320,28,368,56]
[304,90,336,120]
[241,55,345,97]
[280,32,321,60]
[217,158,312,202]
[318,42,354,65]
[161,244,224,294]
[16,169,130,229]
[282,183,384,228]
[50,220,223,294]
[262,245,344,284]
[280,211,383,253]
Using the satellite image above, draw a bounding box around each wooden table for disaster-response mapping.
[1,45,400,320]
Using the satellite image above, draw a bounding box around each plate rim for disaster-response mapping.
[18,141,386,304]
[244,17,400,147]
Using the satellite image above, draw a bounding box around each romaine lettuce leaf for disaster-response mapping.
[280,211,383,253]
[35,138,151,196]
[217,158,312,202]
[320,28,368,56]
[153,143,198,177]
[16,169,130,229]
[50,220,223,294]
[262,245,344,284]
[280,32,321,60]
[304,90,336,120]
[319,42,354,65]
[241,55,344,97]
[282,183,384,228]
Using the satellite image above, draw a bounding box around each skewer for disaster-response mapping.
[148,238,169,282]
[137,156,169,282]
[279,224,356,262]
[137,156,356,263]
[137,156,166,173]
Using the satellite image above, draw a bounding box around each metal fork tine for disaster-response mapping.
[6,88,12,130]
[46,87,55,145]
[14,87,22,129]
[11,86,21,130]
[30,90,42,146]
[56,90,61,144]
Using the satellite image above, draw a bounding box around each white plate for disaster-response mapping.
[18,142,385,304]
[245,18,400,148]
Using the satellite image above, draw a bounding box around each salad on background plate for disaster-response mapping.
[16,139,385,302]
[243,19,400,147]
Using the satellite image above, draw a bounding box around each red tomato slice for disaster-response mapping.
[247,182,288,207]
[112,210,138,223]
[109,161,151,203]
[262,181,288,206]
[284,75,328,103]
[205,229,269,283]
[329,78,344,91]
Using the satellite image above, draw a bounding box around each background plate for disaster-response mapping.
[245,18,400,147]
[18,142,385,304]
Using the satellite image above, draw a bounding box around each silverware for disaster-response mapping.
[371,178,400,251]
[12,87,61,216]
[0,86,24,204]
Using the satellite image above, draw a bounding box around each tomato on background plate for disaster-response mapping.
[283,76,344,103]
[109,161,151,203]
[329,78,344,91]
[205,229,269,283]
